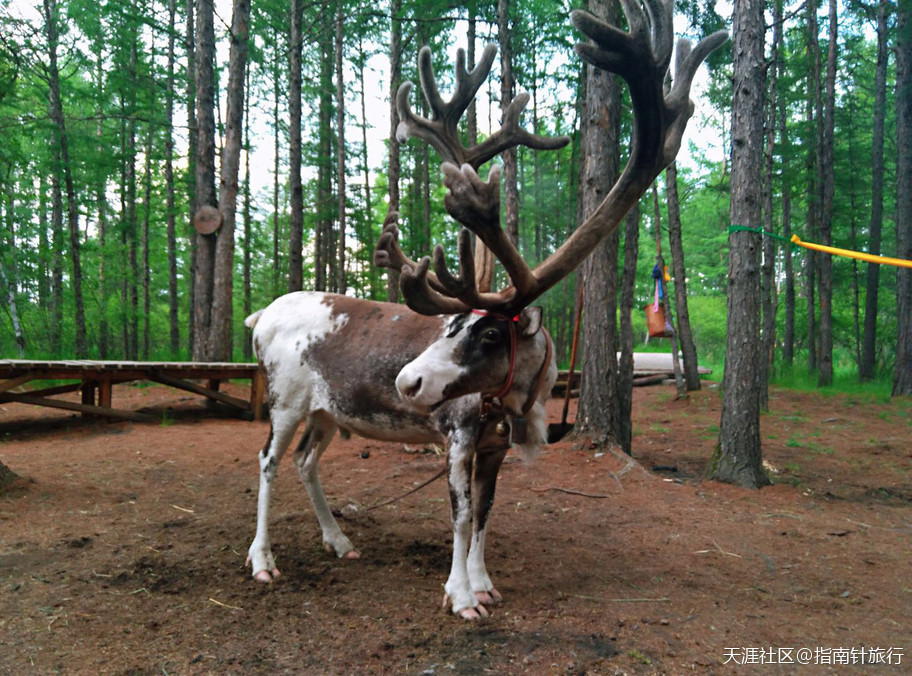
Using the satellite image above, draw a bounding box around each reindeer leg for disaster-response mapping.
[442,434,487,620]
[468,443,508,607]
[293,413,359,560]
[247,409,303,583]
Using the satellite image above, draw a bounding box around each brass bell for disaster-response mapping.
[495,420,510,437]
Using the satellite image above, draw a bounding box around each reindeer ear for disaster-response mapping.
[517,307,543,336]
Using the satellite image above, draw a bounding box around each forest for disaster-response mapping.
[0,0,910,393]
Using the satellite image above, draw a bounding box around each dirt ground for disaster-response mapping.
[0,380,909,674]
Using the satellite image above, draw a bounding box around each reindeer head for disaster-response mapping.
[376,0,727,444]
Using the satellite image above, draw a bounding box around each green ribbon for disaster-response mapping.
[728,224,797,247]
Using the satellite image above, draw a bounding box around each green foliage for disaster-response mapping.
[0,0,905,399]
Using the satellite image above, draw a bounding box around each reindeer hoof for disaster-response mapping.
[247,554,281,583]
[475,588,503,606]
[324,542,361,559]
[443,593,490,620]
[252,568,280,583]
[459,605,489,621]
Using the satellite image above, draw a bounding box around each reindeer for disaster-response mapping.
[245,0,727,620]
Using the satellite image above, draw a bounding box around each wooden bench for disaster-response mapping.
[0,360,265,422]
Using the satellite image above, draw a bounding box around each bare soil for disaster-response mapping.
[1,382,910,674]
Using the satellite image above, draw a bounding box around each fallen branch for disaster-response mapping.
[570,594,671,603]
[531,487,610,499]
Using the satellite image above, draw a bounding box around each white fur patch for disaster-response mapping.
[252,293,349,412]
[396,319,469,408]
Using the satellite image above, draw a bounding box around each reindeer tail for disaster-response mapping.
[244,310,264,329]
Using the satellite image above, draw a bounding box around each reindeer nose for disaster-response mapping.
[404,377,422,399]
[396,370,423,401]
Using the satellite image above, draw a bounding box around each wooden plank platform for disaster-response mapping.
[552,352,712,396]
[0,360,265,422]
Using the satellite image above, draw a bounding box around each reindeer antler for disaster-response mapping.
[396,45,571,170]
[379,0,728,317]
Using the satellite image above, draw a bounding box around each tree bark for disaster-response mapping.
[50,171,63,355]
[894,0,912,396]
[93,36,110,359]
[709,0,770,488]
[125,38,139,360]
[575,0,622,450]
[780,79,795,368]
[335,6,347,295]
[243,65,252,361]
[860,0,890,381]
[653,186,684,398]
[141,119,153,360]
[210,0,250,362]
[817,0,838,387]
[386,0,402,302]
[185,0,198,356]
[192,0,218,361]
[166,0,180,357]
[617,204,639,454]
[271,24,282,297]
[287,0,304,292]
[805,0,822,374]
[760,0,783,409]
[44,0,87,358]
[0,196,25,355]
[665,162,701,391]
[315,19,335,293]
[497,0,519,245]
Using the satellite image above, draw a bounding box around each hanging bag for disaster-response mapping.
[644,264,674,338]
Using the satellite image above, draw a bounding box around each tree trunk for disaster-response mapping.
[0,200,25,356]
[50,170,63,355]
[817,0,838,387]
[272,25,282,297]
[185,0,198,356]
[760,0,782,409]
[243,65,252,361]
[386,0,402,302]
[141,121,153,360]
[125,50,139,361]
[287,0,304,292]
[192,0,218,361]
[357,36,375,292]
[44,0,87,358]
[805,0,822,374]
[861,0,890,381]
[335,6,347,295]
[893,0,912,396]
[780,85,795,368]
[497,0,519,245]
[315,20,335,293]
[210,0,249,362]
[617,204,639,454]
[575,0,622,450]
[166,0,180,358]
[709,0,770,488]
[665,162,701,391]
[94,39,110,359]
[653,186,684,398]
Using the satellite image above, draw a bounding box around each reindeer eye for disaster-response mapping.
[481,328,501,344]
